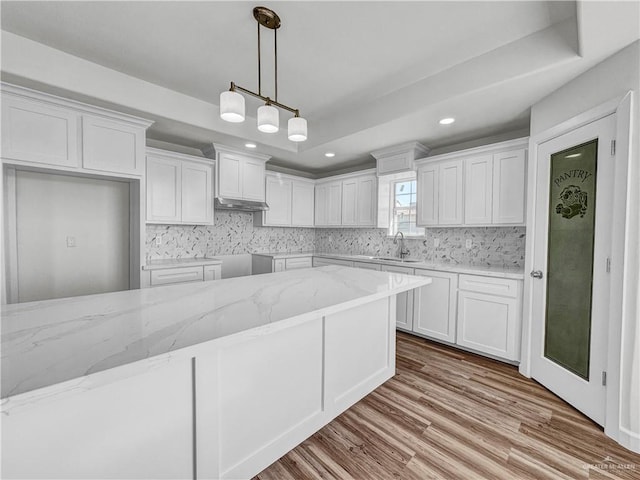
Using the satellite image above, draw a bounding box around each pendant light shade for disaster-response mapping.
[220,90,245,123]
[288,116,308,142]
[257,105,279,133]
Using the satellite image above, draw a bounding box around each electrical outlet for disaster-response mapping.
[299,234,304,241]
[433,238,440,248]
[465,238,473,249]
[66,236,76,248]
[155,235,162,246]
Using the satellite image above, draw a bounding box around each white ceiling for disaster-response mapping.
[1,1,639,175]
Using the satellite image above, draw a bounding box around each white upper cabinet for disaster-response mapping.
[256,172,314,227]
[314,184,328,226]
[416,138,527,227]
[492,149,526,224]
[262,175,292,226]
[356,174,377,226]
[464,155,493,225]
[341,179,358,226]
[146,148,213,225]
[417,164,438,226]
[416,160,462,226]
[291,180,315,227]
[82,116,145,175]
[326,182,343,226]
[147,155,182,223]
[438,160,464,225]
[1,84,151,175]
[1,94,80,168]
[181,161,213,224]
[206,144,270,202]
[315,170,377,228]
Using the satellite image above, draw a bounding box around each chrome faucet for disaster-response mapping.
[393,231,410,259]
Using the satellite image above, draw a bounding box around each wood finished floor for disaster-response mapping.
[255,332,640,480]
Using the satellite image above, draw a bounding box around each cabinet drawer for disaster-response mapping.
[285,257,312,270]
[352,261,381,271]
[150,266,204,286]
[458,274,519,298]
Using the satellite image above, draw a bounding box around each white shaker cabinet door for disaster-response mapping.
[291,181,315,227]
[181,161,213,225]
[412,270,458,343]
[146,156,182,223]
[1,95,80,168]
[492,149,526,224]
[242,158,266,201]
[327,182,343,226]
[264,176,292,226]
[82,116,145,175]
[464,155,493,225]
[438,160,463,225]
[417,164,438,226]
[456,290,520,361]
[356,175,377,226]
[217,152,243,199]
[314,184,328,226]
[341,179,358,226]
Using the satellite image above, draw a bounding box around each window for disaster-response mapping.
[389,180,424,236]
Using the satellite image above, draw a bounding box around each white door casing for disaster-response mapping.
[529,114,615,426]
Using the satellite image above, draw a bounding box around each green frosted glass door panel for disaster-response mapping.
[544,139,598,379]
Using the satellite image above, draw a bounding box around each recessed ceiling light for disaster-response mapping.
[325,152,335,158]
[439,117,455,125]
[245,143,257,149]
[565,153,581,158]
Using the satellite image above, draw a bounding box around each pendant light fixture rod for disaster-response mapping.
[257,21,262,96]
[274,27,278,102]
[229,82,300,116]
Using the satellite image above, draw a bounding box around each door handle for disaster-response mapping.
[530,270,544,279]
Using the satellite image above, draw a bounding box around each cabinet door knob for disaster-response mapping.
[530,270,544,279]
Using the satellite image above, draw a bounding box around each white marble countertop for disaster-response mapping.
[1,266,430,399]
[257,252,524,279]
[142,257,222,270]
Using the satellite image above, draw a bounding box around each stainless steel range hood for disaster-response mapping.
[214,197,269,212]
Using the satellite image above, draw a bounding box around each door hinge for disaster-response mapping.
[606,257,611,273]
[602,371,607,386]
[611,140,616,156]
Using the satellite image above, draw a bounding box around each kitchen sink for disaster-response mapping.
[369,257,422,263]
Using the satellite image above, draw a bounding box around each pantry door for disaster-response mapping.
[529,114,615,426]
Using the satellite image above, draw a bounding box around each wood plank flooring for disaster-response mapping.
[255,332,640,480]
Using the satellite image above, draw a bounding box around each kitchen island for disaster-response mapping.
[1,266,430,480]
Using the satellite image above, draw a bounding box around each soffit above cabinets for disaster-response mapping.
[1,1,638,174]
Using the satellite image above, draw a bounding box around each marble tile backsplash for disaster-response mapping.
[146,211,315,260]
[146,212,525,267]
[314,227,526,268]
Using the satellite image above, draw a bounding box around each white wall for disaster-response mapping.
[15,170,130,302]
[530,40,640,452]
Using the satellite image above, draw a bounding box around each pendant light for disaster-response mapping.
[219,7,307,142]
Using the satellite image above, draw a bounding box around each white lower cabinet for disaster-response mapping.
[252,255,313,274]
[456,274,522,361]
[312,257,354,268]
[412,269,458,343]
[352,261,381,271]
[143,264,221,287]
[380,265,414,332]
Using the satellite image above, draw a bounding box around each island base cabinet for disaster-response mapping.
[1,358,193,480]
[195,297,395,480]
[456,291,520,361]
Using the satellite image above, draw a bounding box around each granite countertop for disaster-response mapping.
[142,257,222,270]
[1,266,430,399]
